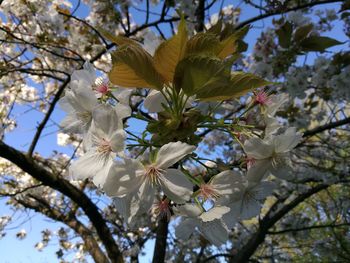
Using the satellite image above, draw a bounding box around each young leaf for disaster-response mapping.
[294,24,313,42]
[198,72,272,101]
[185,33,220,56]
[173,55,230,96]
[98,27,140,46]
[214,25,249,58]
[153,16,188,83]
[109,45,164,89]
[300,36,343,52]
[276,21,293,48]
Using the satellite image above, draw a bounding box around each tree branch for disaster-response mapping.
[152,216,169,263]
[229,183,330,263]
[302,117,350,138]
[236,0,344,29]
[267,222,350,235]
[0,140,123,263]
[15,195,109,263]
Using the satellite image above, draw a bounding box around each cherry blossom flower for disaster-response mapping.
[103,142,196,219]
[69,105,126,187]
[175,204,230,246]
[221,180,275,229]
[196,170,244,201]
[244,127,303,182]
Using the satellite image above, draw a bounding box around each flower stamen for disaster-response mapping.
[198,184,221,200]
[144,166,164,185]
[98,138,112,154]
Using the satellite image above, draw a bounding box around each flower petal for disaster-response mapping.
[160,169,193,203]
[244,137,274,159]
[103,159,144,197]
[200,206,230,222]
[200,219,228,246]
[110,129,126,153]
[210,170,245,196]
[92,104,122,135]
[246,160,271,184]
[69,151,113,183]
[274,127,302,153]
[156,142,196,169]
[175,203,202,218]
[175,218,198,240]
[143,90,167,113]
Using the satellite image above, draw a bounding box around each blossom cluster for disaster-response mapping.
[61,61,302,246]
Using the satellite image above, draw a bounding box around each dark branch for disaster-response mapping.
[236,0,344,29]
[229,183,330,263]
[0,140,123,263]
[152,216,169,263]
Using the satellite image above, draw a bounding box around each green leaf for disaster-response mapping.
[300,36,343,52]
[198,72,272,101]
[185,33,220,56]
[215,26,250,59]
[340,0,350,12]
[173,55,270,101]
[109,45,164,89]
[173,55,231,96]
[98,27,140,46]
[294,24,313,42]
[207,20,223,36]
[153,15,188,83]
[276,21,293,48]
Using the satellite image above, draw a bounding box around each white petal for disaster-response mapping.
[265,93,289,116]
[103,159,144,197]
[175,218,198,240]
[60,114,86,134]
[74,86,97,111]
[230,198,262,220]
[270,164,294,180]
[249,181,276,200]
[160,169,193,203]
[200,206,230,222]
[210,170,245,196]
[92,161,113,187]
[92,104,122,135]
[222,205,239,229]
[143,90,167,113]
[110,130,126,153]
[115,103,131,119]
[244,137,274,159]
[112,89,132,104]
[246,160,271,184]
[128,181,156,223]
[175,203,202,218]
[200,219,228,246]
[156,142,196,169]
[69,151,113,182]
[274,127,302,153]
[113,196,131,220]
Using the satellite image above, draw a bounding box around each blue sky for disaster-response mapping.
[0,0,347,262]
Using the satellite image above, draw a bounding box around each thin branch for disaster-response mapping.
[229,183,330,263]
[236,0,344,29]
[152,216,169,263]
[268,222,350,235]
[0,140,123,263]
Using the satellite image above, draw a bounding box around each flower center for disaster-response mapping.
[94,78,110,95]
[76,111,91,123]
[198,184,220,200]
[144,165,164,185]
[271,152,287,168]
[97,138,112,154]
[246,156,256,169]
[151,199,171,220]
[254,90,271,105]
